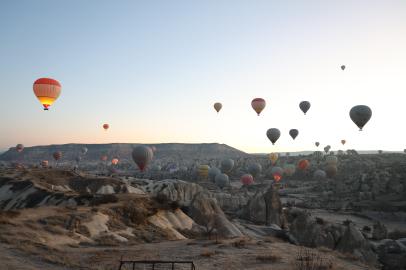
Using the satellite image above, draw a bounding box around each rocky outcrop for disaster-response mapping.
[187,192,215,226]
[209,198,226,219]
[323,232,336,250]
[370,238,406,270]
[263,186,286,227]
[289,211,324,247]
[143,180,204,204]
[240,190,266,223]
[336,223,379,267]
[214,193,249,211]
[212,213,243,237]
[372,220,388,240]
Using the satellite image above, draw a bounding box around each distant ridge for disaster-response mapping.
[251,150,405,156]
[0,143,249,163]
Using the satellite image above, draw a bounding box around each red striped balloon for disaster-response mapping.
[53,152,62,161]
[298,159,309,172]
[41,161,48,168]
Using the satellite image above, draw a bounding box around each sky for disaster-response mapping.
[0,0,406,154]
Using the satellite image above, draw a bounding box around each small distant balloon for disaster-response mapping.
[326,155,338,166]
[341,65,345,71]
[221,158,234,174]
[102,156,107,161]
[350,105,372,131]
[16,144,24,152]
[214,103,222,113]
[315,142,320,147]
[251,98,266,116]
[112,158,118,164]
[241,174,253,185]
[208,167,221,183]
[152,165,161,173]
[341,140,346,145]
[215,174,229,188]
[313,151,324,163]
[299,101,311,115]
[324,165,338,179]
[266,128,281,145]
[169,166,179,174]
[179,166,187,171]
[41,161,48,168]
[108,168,117,175]
[283,164,295,177]
[132,146,153,172]
[75,156,81,163]
[378,150,383,154]
[53,152,62,161]
[271,167,283,181]
[151,146,156,152]
[82,147,88,155]
[269,153,278,164]
[103,124,109,131]
[289,129,299,140]
[248,163,262,179]
[314,170,326,180]
[298,159,309,172]
[199,165,210,179]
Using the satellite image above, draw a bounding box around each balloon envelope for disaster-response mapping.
[324,165,338,179]
[378,150,383,154]
[349,105,372,131]
[169,166,179,174]
[33,78,61,110]
[103,124,109,131]
[283,164,295,177]
[102,156,107,161]
[271,167,283,181]
[75,156,81,163]
[241,174,253,185]
[341,65,345,70]
[314,170,326,180]
[341,140,346,145]
[298,159,309,172]
[132,146,153,172]
[112,158,118,164]
[179,166,187,171]
[221,158,234,174]
[150,146,156,152]
[299,101,311,115]
[251,98,266,116]
[313,151,324,163]
[315,142,320,147]
[152,165,161,173]
[214,102,222,113]
[248,163,262,179]
[53,152,62,161]
[269,153,278,164]
[41,161,48,168]
[326,156,338,166]
[289,129,299,140]
[199,165,210,179]
[108,168,117,175]
[266,128,281,145]
[82,147,88,155]
[208,167,221,183]
[215,174,229,188]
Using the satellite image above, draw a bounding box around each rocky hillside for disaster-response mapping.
[0,143,249,163]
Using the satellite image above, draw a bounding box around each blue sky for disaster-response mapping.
[1,0,406,153]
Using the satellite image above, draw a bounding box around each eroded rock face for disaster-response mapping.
[240,190,266,223]
[323,232,336,250]
[209,198,226,219]
[370,239,406,270]
[263,186,286,227]
[143,180,204,204]
[187,192,215,226]
[336,223,379,267]
[289,211,324,247]
[212,213,243,237]
[372,220,388,240]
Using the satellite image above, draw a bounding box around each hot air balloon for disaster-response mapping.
[378,150,383,154]
[41,161,48,168]
[199,165,210,179]
[341,65,345,71]
[108,168,117,176]
[269,153,278,164]
[404,149,406,154]
[75,156,81,163]
[112,158,118,165]
[271,167,283,181]
[314,170,326,180]
[221,158,234,174]
[315,142,320,147]
[299,101,311,115]
[283,164,295,177]
[289,129,299,140]
[241,174,253,185]
[324,147,329,154]
[338,150,344,156]
[102,156,107,161]
[214,103,222,113]
[286,153,290,157]
[103,124,109,131]
[350,105,372,131]
[248,163,262,179]
[341,140,346,145]
[169,166,179,174]
[16,144,24,152]
[29,164,36,169]
[53,152,62,161]
[324,165,337,179]
[132,146,153,172]
[179,166,187,172]
[152,165,161,173]
[330,151,334,156]
[313,151,324,163]
[13,163,22,168]
[33,78,61,110]
[215,174,229,188]
[347,149,351,155]
[208,167,221,183]
[266,128,281,145]
[251,98,266,116]
[298,159,309,172]
[151,146,156,152]
[82,148,88,155]
[326,156,338,166]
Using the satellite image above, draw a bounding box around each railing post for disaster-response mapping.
[133,262,135,270]
[172,262,174,270]
[152,261,155,270]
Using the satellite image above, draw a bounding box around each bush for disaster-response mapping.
[343,219,355,226]
[201,249,214,257]
[89,194,118,206]
[316,217,325,225]
[154,193,172,205]
[169,201,180,210]
[256,253,281,263]
[362,225,371,232]
[388,230,406,240]
[291,247,334,270]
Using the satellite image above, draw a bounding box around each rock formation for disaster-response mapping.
[263,186,286,227]
[336,223,379,267]
[372,220,388,240]
[241,190,266,223]
[143,180,204,204]
[187,192,216,225]
[323,232,335,250]
[289,211,324,247]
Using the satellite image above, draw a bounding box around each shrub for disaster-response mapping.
[201,249,214,257]
[388,230,406,240]
[89,194,118,206]
[154,193,172,205]
[362,225,371,232]
[316,217,325,225]
[342,219,354,226]
[45,225,66,235]
[264,237,275,243]
[169,201,180,210]
[256,253,281,263]
[291,247,334,270]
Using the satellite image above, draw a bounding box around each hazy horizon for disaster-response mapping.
[1,1,405,153]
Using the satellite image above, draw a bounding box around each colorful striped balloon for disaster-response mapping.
[41,161,48,168]
[298,159,309,172]
[102,156,107,161]
[53,152,62,161]
[199,165,210,179]
[283,164,295,177]
[112,158,118,164]
[326,156,338,166]
[33,78,61,110]
[313,151,324,163]
[251,98,266,116]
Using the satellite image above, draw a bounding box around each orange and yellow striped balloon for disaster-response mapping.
[298,159,309,172]
[33,78,61,110]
